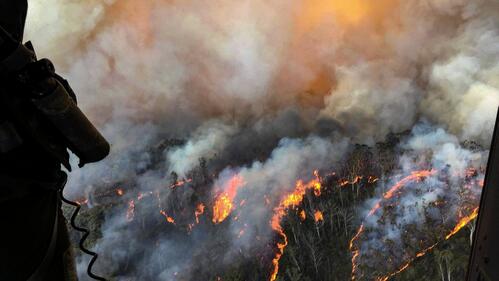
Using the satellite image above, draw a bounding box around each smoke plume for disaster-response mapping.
[24,0,499,280]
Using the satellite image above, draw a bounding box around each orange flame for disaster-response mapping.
[313,170,322,196]
[446,207,479,240]
[212,175,245,224]
[195,203,206,224]
[160,210,176,224]
[299,210,306,221]
[213,194,233,224]
[314,210,324,222]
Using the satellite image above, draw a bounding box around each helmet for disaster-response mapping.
[0,0,28,42]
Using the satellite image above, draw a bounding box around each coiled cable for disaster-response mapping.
[60,181,107,281]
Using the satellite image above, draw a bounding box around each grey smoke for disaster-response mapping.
[22,0,499,279]
[353,123,486,279]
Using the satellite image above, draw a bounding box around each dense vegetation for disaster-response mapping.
[66,133,476,281]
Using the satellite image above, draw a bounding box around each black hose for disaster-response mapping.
[60,188,107,281]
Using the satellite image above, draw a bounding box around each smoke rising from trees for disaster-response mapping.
[24,0,499,279]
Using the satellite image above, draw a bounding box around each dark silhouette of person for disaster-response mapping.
[0,1,110,280]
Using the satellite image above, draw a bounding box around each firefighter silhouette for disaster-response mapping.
[0,1,110,280]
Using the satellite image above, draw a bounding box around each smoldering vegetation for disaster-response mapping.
[66,128,485,281]
[25,0,499,280]
[350,125,486,280]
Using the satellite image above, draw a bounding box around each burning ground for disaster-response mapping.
[349,126,486,281]
[62,129,488,281]
[26,0,499,280]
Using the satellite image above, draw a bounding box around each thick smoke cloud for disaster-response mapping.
[23,0,499,279]
[25,1,499,145]
[320,0,499,144]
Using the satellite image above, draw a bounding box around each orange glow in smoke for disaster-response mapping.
[298,0,368,34]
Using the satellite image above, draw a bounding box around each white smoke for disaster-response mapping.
[167,121,237,177]
[22,0,499,279]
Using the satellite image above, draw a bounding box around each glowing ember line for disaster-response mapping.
[269,174,321,281]
[350,170,436,280]
[160,210,176,224]
[340,176,363,187]
[349,225,364,280]
[375,203,480,280]
[368,170,436,216]
[375,211,479,281]
[350,170,481,281]
[170,178,193,189]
